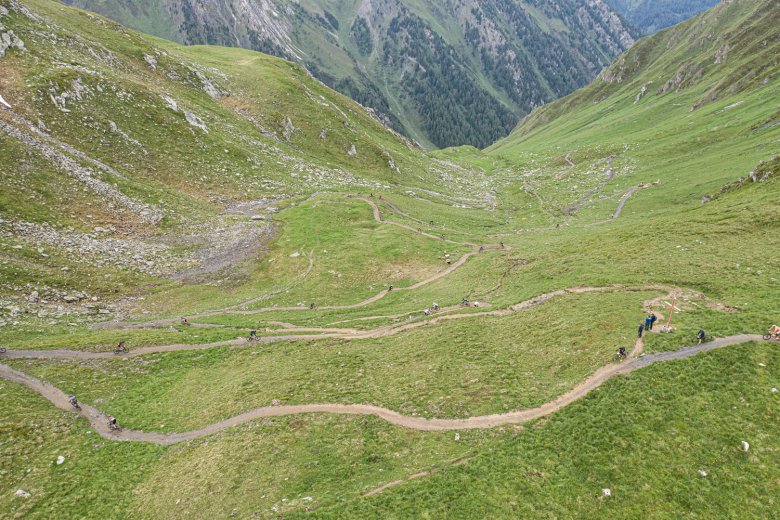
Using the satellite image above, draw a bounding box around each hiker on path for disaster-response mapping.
[649,313,658,330]
[638,322,645,338]
[645,315,653,332]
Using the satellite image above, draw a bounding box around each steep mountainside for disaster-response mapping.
[2,1,780,518]
[0,0,489,318]
[605,0,719,34]
[61,0,636,148]
[492,0,778,148]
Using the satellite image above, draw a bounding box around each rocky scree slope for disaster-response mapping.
[0,0,488,326]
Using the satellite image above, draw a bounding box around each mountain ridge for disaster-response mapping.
[61,0,636,148]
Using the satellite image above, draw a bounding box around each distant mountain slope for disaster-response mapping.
[493,0,779,150]
[1,0,492,307]
[605,0,719,34]
[61,0,636,149]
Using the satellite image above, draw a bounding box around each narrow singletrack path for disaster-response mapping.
[0,334,763,444]
[585,184,647,227]
[3,285,674,360]
[96,195,509,329]
[563,154,619,215]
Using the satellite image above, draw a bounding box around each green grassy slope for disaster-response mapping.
[1,0,779,518]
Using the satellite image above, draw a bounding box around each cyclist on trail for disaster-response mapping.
[697,329,706,344]
[388,285,393,292]
[310,303,316,310]
[115,341,128,353]
[107,416,118,431]
[68,395,79,409]
[181,317,191,326]
[769,324,780,339]
[432,303,440,312]
[617,347,627,359]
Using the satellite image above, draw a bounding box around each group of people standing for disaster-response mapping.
[638,313,658,338]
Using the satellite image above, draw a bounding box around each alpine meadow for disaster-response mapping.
[0,0,778,519]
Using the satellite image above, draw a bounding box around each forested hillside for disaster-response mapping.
[61,0,635,148]
[606,0,719,34]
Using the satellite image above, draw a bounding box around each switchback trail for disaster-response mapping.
[95,195,509,329]
[4,285,673,360]
[0,334,762,444]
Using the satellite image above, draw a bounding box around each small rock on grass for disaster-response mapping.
[56,455,65,465]
[698,469,708,477]
[15,489,30,498]
[601,488,611,497]
[742,441,750,452]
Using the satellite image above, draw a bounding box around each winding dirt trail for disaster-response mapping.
[562,154,619,215]
[0,334,763,445]
[3,285,673,360]
[585,184,647,227]
[96,195,508,329]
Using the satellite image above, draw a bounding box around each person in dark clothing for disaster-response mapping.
[645,315,653,331]
[697,329,706,344]
[638,322,645,338]
[649,313,658,330]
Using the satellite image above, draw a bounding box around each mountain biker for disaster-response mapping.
[107,416,118,430]
[249,330,257,340]
[388,285,393,292]
[432,303,440,311]
[68,395,79,409]
[697,329,706,344]
[115,341,127,353]
[769,325,780,339]
[181,317,191,326]
[500,241,504,249]
[617,347,627,359]
[310,303,316,310]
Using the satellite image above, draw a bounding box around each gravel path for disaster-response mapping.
[0,334,763,444]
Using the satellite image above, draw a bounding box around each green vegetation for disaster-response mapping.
[64,0,636,148]
[312,344,780,518]
[1,0,778,518]
[606,0,719,34]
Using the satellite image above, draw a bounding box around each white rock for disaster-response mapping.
[289,252,300,258]
[758,363,766,367]
[56,455,65,465]
[698,469,708,477]
[602,488,611,497]
[772,388,778,393]
[0,93,11,109]
[15,489,30,498]
[454,433,460,441]
[741,441,750,452]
